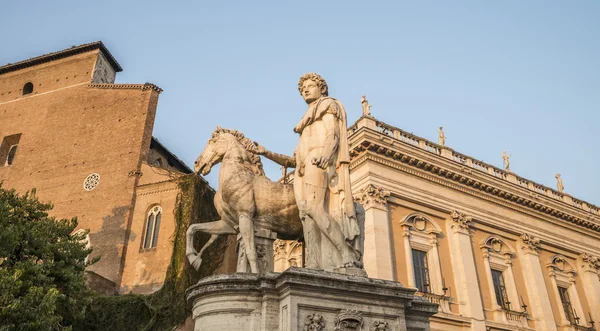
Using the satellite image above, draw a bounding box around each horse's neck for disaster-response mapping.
[218,141,253,183]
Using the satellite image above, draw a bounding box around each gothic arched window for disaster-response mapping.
[143,206,162,249]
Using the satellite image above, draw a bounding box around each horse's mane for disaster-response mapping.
[213,128,265,176]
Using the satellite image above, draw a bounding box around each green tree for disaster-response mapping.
[0,184,94,331]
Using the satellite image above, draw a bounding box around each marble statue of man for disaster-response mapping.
[438,126,446,146]
[255,73,362,270]
[502,150,512,172]
[556,173,564,193]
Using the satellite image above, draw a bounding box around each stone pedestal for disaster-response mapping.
[186,268,437,331]
[237,229,277,274]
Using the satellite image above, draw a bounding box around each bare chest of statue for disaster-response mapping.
[295,105,330,166]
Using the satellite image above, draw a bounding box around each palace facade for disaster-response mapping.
[0,42,202,295]
[345,116,599,331]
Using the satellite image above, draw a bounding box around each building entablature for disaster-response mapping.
[348,116,600,235]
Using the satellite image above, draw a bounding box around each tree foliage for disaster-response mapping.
[0,184,93,331]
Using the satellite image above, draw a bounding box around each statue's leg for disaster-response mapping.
[238,213,259,273]
[301,216,321,269]
[186,220,237,270]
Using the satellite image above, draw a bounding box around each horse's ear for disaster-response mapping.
[216,124,223,131]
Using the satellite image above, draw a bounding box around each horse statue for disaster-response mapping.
[186,126,302,273]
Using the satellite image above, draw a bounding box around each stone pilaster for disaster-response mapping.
[578,253,600,325]
[517,233,558,331]
[354,184,393,280]
[445,210,486,331]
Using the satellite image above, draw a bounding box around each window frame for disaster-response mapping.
[546,255,589,327]
[401,213,450,312]
[142,205,162,250]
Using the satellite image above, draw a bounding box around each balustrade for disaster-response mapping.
[362,119,598,219]
[453,153,467,164]
[472,160,488,173]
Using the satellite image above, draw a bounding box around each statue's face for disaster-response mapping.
[300,79,322,104]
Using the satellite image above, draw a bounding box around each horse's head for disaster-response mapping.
[194,125,232,176]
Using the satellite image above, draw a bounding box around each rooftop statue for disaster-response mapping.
[438,126,446,146]
[360,95,371,116]
[256,73,363,270]
[502,150,512,172]
[556,173,565,193]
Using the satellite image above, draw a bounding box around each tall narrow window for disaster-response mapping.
[491,269,511,310]
[558,287,577,325]
[143,206,162,249]
[412,249,431,293]
[22,82,33,95]
[6,145,18,166]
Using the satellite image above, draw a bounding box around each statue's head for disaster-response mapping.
[439,126,443,130]
[298,72,328,104]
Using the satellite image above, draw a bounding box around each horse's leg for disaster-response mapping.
[238,213,259,273]
[186,220,236,270]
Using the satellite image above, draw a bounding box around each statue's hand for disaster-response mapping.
[311,156,329,169]
[253,142,267,155]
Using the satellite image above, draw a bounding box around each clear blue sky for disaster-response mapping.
[2,1,598,205]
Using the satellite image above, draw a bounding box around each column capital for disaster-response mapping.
[354,184,391,210]
[450,210,472,234]
[580,253,600,273]
[519,233,541,255]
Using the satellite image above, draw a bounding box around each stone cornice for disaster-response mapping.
[348,117,598,217]
[348,127,600,234]
[88,83,163,94]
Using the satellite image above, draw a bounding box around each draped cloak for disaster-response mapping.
[293,97,360,249]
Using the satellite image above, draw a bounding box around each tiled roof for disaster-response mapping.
[0,41,123,75]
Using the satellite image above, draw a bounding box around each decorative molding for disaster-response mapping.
[348,133,600,233]
[88,83,163,94]
[334,310,363,331]
[304,313,325,331]
[450,210,472,232]
[354,184,390,210]
[519,233,541,255]
[580,253,600,272]
[370,321,390,331]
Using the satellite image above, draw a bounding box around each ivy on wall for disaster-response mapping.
[74,175,233,331]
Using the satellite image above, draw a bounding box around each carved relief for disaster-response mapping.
[334,310,363,331]
[273,239,302,271]
[370,321,390,331]
[580,253,599,271]
[520,233,540,254]
[91,53,116,84]
[354,184,390,210]
[450,210,472,231]
[304,313,325,331]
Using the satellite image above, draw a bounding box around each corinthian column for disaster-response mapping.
[445,210,486,331]
[517,233,557,331]
[354,184,393,280]
[578,253,600,324]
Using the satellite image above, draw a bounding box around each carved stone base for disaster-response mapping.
[186,268,437,331]
[237,229,277,274]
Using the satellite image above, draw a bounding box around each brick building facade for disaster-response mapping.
[0,42,199,294]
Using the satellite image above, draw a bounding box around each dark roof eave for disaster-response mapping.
[0,41,123,76]
[150,137,193,174]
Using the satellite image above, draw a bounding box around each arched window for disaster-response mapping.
[22,82,33,95]
[143,206,162,249]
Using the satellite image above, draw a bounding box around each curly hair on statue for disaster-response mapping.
[297,72,328,96]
